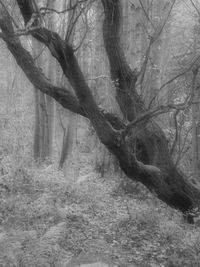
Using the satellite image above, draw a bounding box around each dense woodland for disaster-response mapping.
[1,0,200,266]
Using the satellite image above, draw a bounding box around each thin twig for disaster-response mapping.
[175,126,192,167]
[138,0,156,30]
[189,0,200,16]
[122,101,191,140]
[39,0,88,14]
[74,11,89,51]
[148,54,200,108]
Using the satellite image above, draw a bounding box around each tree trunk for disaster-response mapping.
[59,111,75,169]
[192,19,200,182]
[101,0,200,215]
[33,88,40,159]
[58,0,77,169]
[192,69,200,181]
[33,40,49,162]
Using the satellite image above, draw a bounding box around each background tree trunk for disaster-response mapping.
[192,70,200,181]
[192,19,200,181]
[33,40,50,162]
[58,0,77,170]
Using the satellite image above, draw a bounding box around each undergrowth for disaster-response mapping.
[0,157,200,266]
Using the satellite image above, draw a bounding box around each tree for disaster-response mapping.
[58,0,77,170]
[191,7,200,181]
[32,0,57,162]
[33,38,49,161]
[0,0,200,222]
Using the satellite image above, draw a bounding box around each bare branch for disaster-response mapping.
[148,54,200,109]
[0,0,19,28]
[39,0,88,15]
[137,38,153,87]
[138,0,177,95]
[65,1,90,42]
[122,101,191,140]
[189,0,200,16]
[0,15,83,116]
[138,0,156,30]
[175,126,192,167]
[74,10,89,51]
[170,110,180,155]
[151,0,176,43]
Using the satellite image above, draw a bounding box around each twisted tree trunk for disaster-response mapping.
[101,0,200,219]
[0,0,200,222]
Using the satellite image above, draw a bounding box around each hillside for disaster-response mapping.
[0,151,199,267]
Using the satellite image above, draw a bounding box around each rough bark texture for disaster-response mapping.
[58,0,76,169]
[33,39,52,162]
[192,69,200,181]
[1,0,200,222]
[101,0,200,216]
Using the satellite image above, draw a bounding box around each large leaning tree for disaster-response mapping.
[0,0,200,223]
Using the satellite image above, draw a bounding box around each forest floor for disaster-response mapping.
[0,150,200,267]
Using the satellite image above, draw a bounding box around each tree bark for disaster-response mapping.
[1,0,200,221]
[101,0,200,219]
[58,0,77,169]
[33,39,50,162]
